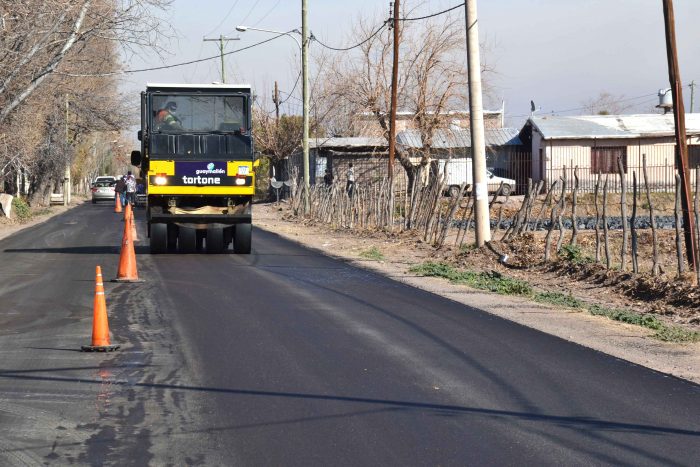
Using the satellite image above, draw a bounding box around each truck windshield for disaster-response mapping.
[151,94,246,133]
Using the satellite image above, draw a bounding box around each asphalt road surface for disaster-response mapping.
[0,202,698,466]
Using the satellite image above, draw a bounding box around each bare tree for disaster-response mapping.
[315,7,494,193]
[581,91,631,116]
[0,0,172,125]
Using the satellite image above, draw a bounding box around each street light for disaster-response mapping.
[236,24,309,212]
[235,26,301,49]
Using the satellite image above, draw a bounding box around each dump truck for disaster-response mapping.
[131,83,258,254]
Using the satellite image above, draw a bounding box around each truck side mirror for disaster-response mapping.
[137,130,142,141]
[131,150,142,166]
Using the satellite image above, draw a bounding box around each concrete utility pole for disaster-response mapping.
[273,81,280,123]
[302,0,310,212]
[690,80,696,113]
[464,0,491,246]
[662,0,697,272]
[388,0,400,181]
[203,35,240,83]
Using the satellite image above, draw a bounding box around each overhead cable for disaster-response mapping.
[400,2,465,21]
[311,21,389,51]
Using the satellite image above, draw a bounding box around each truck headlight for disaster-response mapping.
[154,174,167,185]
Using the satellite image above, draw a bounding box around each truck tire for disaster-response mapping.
[178,227,197,253]
[501,184,512,196]
[150,223,167,254]
[206,227,224,253]
[167,223,178,251]
[233,223,252,254]
[448,185,461,198]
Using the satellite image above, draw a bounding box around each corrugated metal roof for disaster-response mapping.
[309,137,387,149]
[396,128,522,149]
[530,114,700,140]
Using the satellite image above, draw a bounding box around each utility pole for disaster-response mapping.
[388,0,400,181]
[203,35,240,83]
[302,0,310,212]
[64,95,71,206]
[662,0,697,272]
[464,0,491,246]
[273,81,280,123]
[690,80,696,113]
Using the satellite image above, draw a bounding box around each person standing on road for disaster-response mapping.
[114,175,127,206]
[125,171,137,206]
[346,163,355,197]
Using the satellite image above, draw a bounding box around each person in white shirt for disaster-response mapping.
[125,171,137,206]
[346,163,355,197]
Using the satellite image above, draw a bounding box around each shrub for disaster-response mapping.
[12,197,31,222]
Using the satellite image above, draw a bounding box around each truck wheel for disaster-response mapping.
[178,227,196,253]
[223,227,233,250]
[150,223,167,254]
[233,223,252,254]
[448,185,461,198]
[206,227,224,253]
[501,184,512,196]
[167,223,178,251]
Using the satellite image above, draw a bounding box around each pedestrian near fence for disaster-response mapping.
[346,163,355,197]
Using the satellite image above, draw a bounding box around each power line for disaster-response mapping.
[204,0,240,37]
[311,21,389,51]
[251,0,282,28]
[279,70,302,104]
[400,2,465,21]
[509,92,659,119]
[56,33,294,77]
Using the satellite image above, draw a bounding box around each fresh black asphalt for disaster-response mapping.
[0,202,698,465]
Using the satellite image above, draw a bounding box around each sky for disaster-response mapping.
[120,0,700,130]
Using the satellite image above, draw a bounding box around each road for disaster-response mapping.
[0,202,698,466]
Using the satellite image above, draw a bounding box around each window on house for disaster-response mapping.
[591,146,627,174]
[689,145,700,168]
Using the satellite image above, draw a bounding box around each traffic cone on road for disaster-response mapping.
[113,212,143,283]
[82,266,119,352]
[114,195,122,213]
[130,209,139,242]
[123,201,132,222]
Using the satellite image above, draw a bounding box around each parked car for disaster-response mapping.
[93,175,117,186]
[91,180,116,204]
[441,159,516,197]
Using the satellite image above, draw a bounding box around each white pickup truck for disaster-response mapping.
[441,158,516,197]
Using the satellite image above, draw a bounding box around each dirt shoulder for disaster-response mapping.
[0,197,87,242]
[254,202,700,385]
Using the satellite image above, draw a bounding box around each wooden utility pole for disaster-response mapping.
[662,0,697,272]
[464,0,491,245]
[273,81,280,123]
[388,0,400,180]
[203,35,240,83]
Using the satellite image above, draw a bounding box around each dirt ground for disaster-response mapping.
[1,198,697,384]
[254,201,700,385]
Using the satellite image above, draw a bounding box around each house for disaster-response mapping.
[351,107,505,137]
[303,128,523,191]
[519,114,700,191]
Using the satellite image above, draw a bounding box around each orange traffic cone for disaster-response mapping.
[114,194,122,213]
[82,266,120,352]
[113,212,143,283]
[123,201,132,222]
[130,210,139,242]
